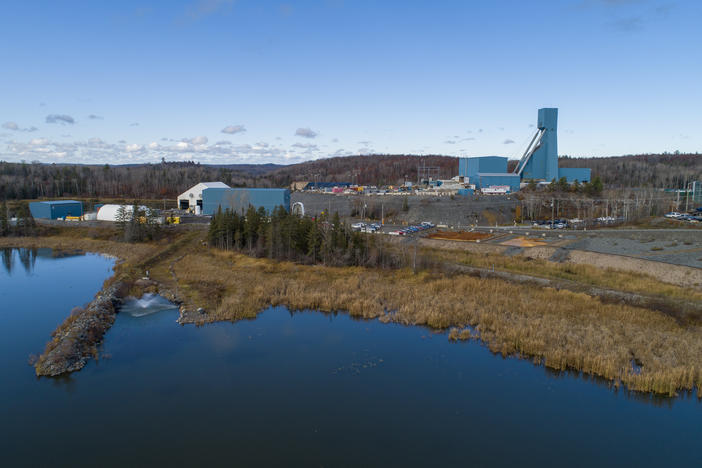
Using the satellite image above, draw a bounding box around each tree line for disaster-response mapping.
[2,152,699,202]
[208,206,411,268]
[0,200,38,237]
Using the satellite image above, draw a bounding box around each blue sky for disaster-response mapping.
[0,0,699,165]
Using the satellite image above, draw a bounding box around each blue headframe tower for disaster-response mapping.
[515,108,559,182]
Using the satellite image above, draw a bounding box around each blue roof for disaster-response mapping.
[34,200,82,205]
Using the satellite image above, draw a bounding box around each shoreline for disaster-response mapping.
[3,232,701,397]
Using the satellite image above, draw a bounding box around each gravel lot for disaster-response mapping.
[563,230,702,269]
[291,192,518,227]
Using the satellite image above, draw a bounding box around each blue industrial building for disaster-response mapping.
[202,188,290,215]
[458,108,591,192]
[457,155,521,192]
[29,200,83,219]
[514,108,591,184]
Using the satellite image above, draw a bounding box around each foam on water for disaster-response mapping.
[120,293,178,317]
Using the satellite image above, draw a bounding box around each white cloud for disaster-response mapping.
[189,136,208,145]
[185,0,235,19]
[221,124,246,134]
[292,142,318,149]
[46,114,75,125]
[295,127,318,138]
[3,121,38,132]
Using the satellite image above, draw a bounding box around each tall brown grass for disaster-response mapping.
[424,246,702,303]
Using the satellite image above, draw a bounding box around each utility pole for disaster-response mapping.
[685,181,690,213]
[551,198,555,227]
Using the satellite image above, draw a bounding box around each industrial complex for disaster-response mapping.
[25,107,595,223]
[458,108,591,193]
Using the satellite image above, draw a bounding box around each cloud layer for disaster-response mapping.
[1,135,315,165]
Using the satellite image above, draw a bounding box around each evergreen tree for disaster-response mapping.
[0,200,8,237]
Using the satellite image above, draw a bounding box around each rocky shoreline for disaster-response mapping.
[34,281,127,376]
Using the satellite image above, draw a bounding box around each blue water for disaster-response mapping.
[0,247,700,467]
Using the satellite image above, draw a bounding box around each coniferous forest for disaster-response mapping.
[208,206,411,268]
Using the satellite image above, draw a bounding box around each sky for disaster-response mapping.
[0,0,700,165]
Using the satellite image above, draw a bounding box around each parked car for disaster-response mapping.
[665,212,683,219]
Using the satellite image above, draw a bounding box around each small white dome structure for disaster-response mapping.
[97,204,151,222]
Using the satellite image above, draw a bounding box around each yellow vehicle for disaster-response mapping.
[65,216,82,222]
[166,216,181,225]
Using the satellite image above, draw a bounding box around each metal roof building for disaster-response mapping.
[29,200,83,219]
[177,182,230,211]
[202,188,290,215]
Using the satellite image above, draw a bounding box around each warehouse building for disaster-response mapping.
[458,108,591,192]
[457,156,521,193]
[29,200,83,219]
[177,182,231,213]
[202,188,291,215]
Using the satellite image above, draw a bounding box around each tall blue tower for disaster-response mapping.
[515,108,559,182]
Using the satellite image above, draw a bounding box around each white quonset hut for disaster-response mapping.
[97,204,151,222]
[177,182,230,213]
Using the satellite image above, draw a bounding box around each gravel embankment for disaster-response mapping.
[34,281,126,377]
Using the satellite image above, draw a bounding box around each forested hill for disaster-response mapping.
[0,155,457,200]
[559,153,702,189]
[1,152,700,200]
[268,154,458,187]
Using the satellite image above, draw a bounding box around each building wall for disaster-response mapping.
[558,167,591,183]
[29,201,83,219]
[477,174,521,192]
[202,188,291,215]
[177,182,230,210]
[459,156,507,178]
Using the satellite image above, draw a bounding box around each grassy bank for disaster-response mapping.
[4,228,702,396]
[423,246,702,303]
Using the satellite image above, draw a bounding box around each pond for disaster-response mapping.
[0,247,700,466]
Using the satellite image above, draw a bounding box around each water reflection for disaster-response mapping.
[1,247,85,275]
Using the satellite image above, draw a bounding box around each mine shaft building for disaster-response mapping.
[458,108,592,191]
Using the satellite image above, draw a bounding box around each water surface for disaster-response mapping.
[0,248,700,467]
